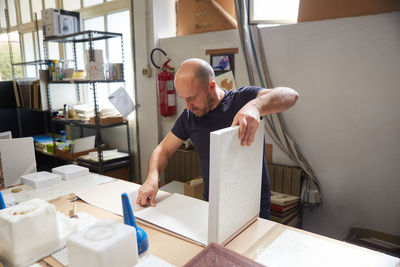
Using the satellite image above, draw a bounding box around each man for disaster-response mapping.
[136,58,299,219]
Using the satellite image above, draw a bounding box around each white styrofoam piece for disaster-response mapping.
[21,171,62,189]
[67,220,138,267]
[1,173,114,204]
[255,229,400,267]
[52,164,89,180]
[208,126,264,245]
[0,198,61,266]
[136,193,209,246]
[52,212,99,266]
[0,137,37,187]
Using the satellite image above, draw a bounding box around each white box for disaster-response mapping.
[0,199,61,266]
[41,8,60,26]
[67,220,138,267]
[59,14,79,35]
[86,62,105,80]
[85,49,104,64]
[52,164,89,180]
[21,171,62,189]
[43,24,60,37]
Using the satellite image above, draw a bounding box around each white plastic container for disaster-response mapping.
[67,220,138,267]
[0,199,61,266]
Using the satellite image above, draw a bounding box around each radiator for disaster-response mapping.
[164,147,201,184]
[267,163,302,197]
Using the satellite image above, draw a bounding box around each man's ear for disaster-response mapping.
[209,81,216,92]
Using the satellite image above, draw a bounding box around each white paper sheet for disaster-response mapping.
[255,229,400,267]
[74,180,171,215]
[74,181,209,245]
[136,193,209,246]
[108,87,135,118]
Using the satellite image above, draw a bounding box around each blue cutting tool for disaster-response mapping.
[121,192,149,255]
[0,191,6,210]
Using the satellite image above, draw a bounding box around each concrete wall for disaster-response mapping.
[258,11,400,239]
[158,29,250,137]
[155,12,400,239]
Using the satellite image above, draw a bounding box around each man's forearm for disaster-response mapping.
[254,87,299,116]
[146,146,169,183]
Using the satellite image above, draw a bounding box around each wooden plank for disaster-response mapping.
[274,166,283,193]
[266,143,272,163]
[282,167,292,194]
[205,48,239,55]
[291,168,302,197]
[268,164,275,191]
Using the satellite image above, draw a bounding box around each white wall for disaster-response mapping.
[258,12,400,239]
[155,12,400,239]
[158,30,250,136]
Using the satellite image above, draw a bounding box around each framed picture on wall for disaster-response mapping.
[210,53,235,76]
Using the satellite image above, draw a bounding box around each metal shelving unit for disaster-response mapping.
[5,9,48,137]
[43,30,132,178]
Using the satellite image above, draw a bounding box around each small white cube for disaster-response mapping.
[21,171,61,189]
[52,164,89,180]
[0,199,60,266]
[67,220,138,267]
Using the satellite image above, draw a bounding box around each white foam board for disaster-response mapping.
[208,126,264,244]
[21,171,62,189]
[255,229,400,267]
[136,193,209,246]
[0,137,37,187]
[52,164,89,180]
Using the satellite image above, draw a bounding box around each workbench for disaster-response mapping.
[1,175,399,266]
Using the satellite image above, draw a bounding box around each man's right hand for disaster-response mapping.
[136,178,159,207]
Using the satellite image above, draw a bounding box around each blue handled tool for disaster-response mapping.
[0,191,6,210]
[121,193,149,255]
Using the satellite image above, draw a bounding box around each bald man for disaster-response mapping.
[136,58,299,219]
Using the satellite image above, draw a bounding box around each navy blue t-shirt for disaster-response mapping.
[171,86,270,219]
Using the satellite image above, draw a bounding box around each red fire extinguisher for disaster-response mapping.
[150,48,176,117]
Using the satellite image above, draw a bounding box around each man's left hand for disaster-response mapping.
[231,102,260,146]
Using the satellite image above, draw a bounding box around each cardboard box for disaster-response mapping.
[298,0,400,22]
[184,177,204,200]
[89,116,125,125]
[86,62,105,80]
[177,0,237,36]
[164,146,201,183]
[55,147,97,161]
[41,8,80,37]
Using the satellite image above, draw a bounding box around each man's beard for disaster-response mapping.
[192,91,215,117]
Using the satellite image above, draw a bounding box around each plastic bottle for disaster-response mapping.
[60,130,66,142]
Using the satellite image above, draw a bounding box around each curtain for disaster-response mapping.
[234,0,322,211]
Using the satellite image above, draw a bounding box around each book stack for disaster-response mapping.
[270,191,301,227]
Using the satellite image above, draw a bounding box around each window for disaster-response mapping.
[19,0,32,24]
[0,32,22,80]
[250,0,300,24]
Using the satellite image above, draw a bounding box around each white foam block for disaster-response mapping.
[208,126,264,245]
[0,198,61,266]
[67,220,138,267]
[52,164,89,180]
[21,171,62,189]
